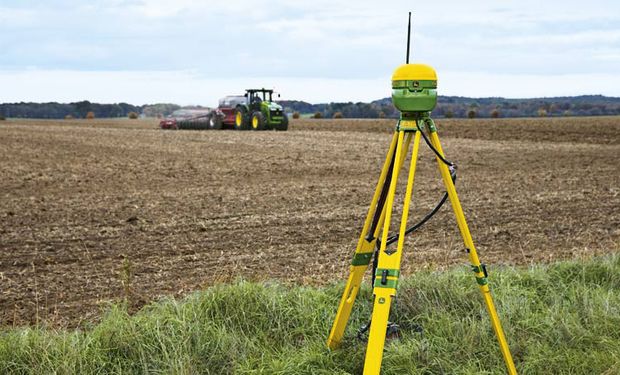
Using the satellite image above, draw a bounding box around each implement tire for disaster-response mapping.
[209,114,223,130]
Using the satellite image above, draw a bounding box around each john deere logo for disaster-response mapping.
[378,297,386,304]
[413,81,420,88]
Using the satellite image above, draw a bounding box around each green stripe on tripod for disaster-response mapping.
[351,252,373,266]
[374,268,400,278]
[373,268,400,289]
[476,277,488,286]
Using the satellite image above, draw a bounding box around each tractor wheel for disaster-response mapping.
[234,108,250,130]
[275,114,289,131]
[251,111,267,131]
[208,114,223,130]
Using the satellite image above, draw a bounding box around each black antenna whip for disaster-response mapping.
[406,11,412,63]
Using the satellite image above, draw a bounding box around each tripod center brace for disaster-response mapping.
[326,64,518,374]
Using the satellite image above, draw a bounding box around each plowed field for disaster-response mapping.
[1,117,619,326]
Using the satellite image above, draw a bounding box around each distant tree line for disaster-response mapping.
[2,96,620,119]
[280,100,397,119]
[0,101,181,119]
[142,103,182,117]
[280,95,620,119]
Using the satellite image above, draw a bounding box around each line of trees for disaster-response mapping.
[280,95,620,119]
[0,101,182,119]
[2,96,620,119]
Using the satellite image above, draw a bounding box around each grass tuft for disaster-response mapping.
[2,255,620,374]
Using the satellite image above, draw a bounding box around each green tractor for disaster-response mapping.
[233,89,288,131]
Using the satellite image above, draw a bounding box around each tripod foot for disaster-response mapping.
[357,321,403,342]
[385,322,400,340]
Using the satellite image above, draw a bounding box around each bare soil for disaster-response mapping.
[1,117,619,327]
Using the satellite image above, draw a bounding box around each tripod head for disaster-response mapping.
[391,12,438,117]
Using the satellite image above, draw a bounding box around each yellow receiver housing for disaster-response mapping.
[391,63,437,81]
[391,63,438,113]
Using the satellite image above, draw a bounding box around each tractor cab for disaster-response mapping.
[246,89,273,108]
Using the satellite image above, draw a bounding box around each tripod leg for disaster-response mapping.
[363,131,420,375]
[329,129,414,350]
[428,130,518,375]
[327,132,398,349]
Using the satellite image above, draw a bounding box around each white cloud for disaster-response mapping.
[593,50,620,62]
[1,0,619,102]
[0,6,35,26]
[0,69,386,105]
[440,71,620,98]
[486,30,620,47]
[1,69,619,106]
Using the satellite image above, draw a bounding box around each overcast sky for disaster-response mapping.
[1,0,619,105]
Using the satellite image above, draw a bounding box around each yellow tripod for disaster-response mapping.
[326,116,517,375]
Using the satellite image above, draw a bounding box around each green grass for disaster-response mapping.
[2,255,620,374]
